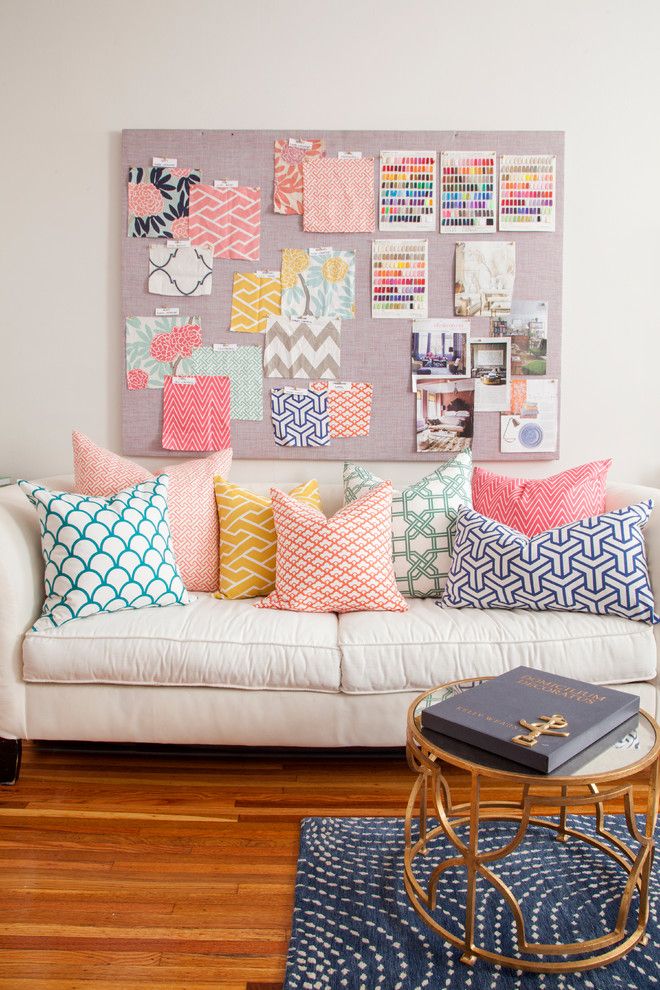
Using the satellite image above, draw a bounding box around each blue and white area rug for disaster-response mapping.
[283,816,658,989]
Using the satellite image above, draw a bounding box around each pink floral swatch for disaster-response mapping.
[273,139,325,215]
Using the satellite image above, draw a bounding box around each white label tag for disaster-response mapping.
[213,343,238,351]
[153,157,177,167]
[173,376,196,385]
[214,179,239,188]
[173,239,191,247]
[338,151,362,159]
[282,386,300,393]
[255,270,280,278]
[309,247,333,256]
[289,138,313,149]
[155,307,180,316]
[329,381,352,392]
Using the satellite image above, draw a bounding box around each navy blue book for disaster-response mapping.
[421,667,640,773]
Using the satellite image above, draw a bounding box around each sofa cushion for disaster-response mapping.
[23,594,340,692]
[338,598,657,694]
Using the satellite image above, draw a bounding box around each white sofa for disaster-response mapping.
[0,476,658,781]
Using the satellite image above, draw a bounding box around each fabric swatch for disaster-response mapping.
[281,248,355,321]
[125,317,202,389]
[148,244,213,296]
[21,475,189,631]
[263,318,340,379]
[442,502,658,625]
[310,381,372,438]
[188,183,261,259]
[229,271,282,334]
[162,375,231,452]
[180,345,263,421]
[214,478,321,600]
[128,166,200,239]
[302,157,376,232]
[273,138,325,215]
[270,387,330,447]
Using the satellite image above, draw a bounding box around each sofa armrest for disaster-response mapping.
[0,484,44,738]
[606,482,660,706]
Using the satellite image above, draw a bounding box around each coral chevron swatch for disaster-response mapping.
[264,318,340,379]
[302,157,376,232]
[162,375,231,451]
[229,271,281,334]
[273,138,325,215]
[256,482,407,613]
[188,183,261,260]
[472,460,612,537]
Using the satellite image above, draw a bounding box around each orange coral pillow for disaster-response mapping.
[256,481,407,613]
[72,431,232,592]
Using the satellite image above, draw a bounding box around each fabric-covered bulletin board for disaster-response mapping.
[122,129,564,461]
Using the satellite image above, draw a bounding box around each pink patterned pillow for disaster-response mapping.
[472,460,612,537]
[72,432,232,591]
[256,481,407,613]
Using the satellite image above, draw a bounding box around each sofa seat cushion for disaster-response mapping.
[338,599,657,694]
[23,594,341,692]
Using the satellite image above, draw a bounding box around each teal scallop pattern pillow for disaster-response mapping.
[343,451,472,598]
[20,474,190,631]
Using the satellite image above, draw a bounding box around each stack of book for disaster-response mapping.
[421,666,640,773]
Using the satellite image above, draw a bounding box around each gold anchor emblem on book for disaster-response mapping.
[512,714,570,748]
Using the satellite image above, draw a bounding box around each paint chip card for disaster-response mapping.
[440,151,496,232]
[499,155,556,232]
[379,151,436,231]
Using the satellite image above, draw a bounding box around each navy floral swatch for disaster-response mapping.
[128,166,201,239]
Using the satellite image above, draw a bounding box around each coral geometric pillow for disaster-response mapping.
[214,478,321,600]
[343,451,472,598]
[72,431,232,592]
[256,482,407,613]
[20,475,190,631]
[472,459,612,537]
[442,502,658,624]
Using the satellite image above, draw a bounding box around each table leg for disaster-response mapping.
[420,770,428,854]
[460,772,480,966]
[639,759,659,944]
[557,785,569,842]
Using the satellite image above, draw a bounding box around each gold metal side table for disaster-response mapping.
[404,678,660,974]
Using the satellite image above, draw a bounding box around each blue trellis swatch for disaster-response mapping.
[21,475,190,631]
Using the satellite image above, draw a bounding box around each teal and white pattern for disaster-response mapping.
[180,346,263,420]
[21,476,190,631]
[343,452,472,598]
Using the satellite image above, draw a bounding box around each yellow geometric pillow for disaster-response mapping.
[213,477,321,599]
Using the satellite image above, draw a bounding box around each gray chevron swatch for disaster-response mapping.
[264,318,341,379]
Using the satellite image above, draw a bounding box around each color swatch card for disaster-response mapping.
[440,151,496,231]
[499,155,556,231]
[500,378,558,453]
[379,151,436,230]
[372,239,428,318]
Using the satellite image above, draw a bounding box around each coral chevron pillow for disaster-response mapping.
[72,431,232,591]
[21,475,190,631]
[256,482,407,613]
[214,478,321,600]
[442,502,658,624]
[472,459,611,537]
[343,451,472,598]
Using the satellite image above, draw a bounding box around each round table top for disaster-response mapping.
[410,678,660,784]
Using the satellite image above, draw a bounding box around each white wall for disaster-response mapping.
[1,0,659,488]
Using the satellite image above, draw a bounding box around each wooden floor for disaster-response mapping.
[0,742,653,989]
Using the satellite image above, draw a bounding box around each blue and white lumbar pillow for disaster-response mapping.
[20,475,190,631]
[441,500,658,624]
[343,451,472,598]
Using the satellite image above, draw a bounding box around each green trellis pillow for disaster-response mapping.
[343,452,472,598]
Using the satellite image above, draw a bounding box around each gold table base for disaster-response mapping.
[404,751,659,973]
